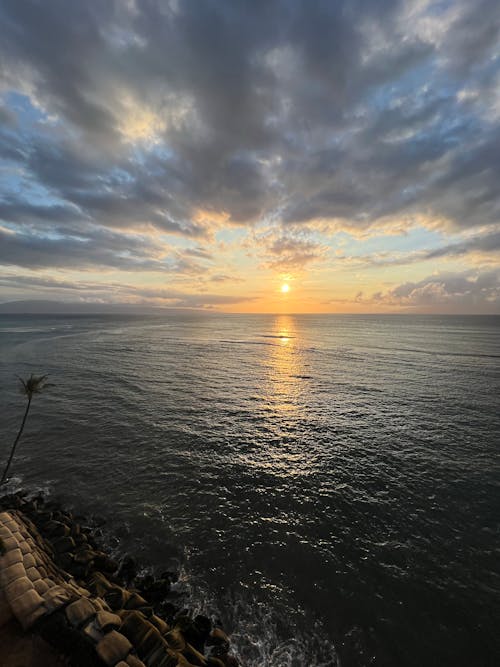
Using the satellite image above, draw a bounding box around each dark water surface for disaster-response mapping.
[0,314,499,666]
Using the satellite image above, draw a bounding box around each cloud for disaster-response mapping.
[335,226,500,268]
[266,234,327,271]
[355,269,500,313]
[425,228,500,260]
[0,0,498,306]
[0,224,211,274]
[209,273,242,283]
[1,0,498,235]
[0,272,254,309]
[245,226,329,272]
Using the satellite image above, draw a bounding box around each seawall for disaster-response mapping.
[0,491,239,667]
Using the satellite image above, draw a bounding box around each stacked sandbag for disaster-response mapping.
[0,498,239,667]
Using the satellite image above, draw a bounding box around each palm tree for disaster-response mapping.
[1,374,52,485]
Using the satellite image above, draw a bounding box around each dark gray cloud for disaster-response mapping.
[426,229,500,259]
[0,272,254,308]
[0,103,16,127]
[0,225,163,271]
[0,275,101,291]
[337,227,500,268]
[264,233,327,270]
[0,224,208,274]
[0,0,498,277]
[350,268,500,313]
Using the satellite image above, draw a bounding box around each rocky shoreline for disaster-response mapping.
[0,490,239,667]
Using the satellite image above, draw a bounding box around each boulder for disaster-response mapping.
[93,552,119,574]
[117,555,138,584]
[207,627,229,647]
[43,520,71,538]
[52,535,76,554]
[96,629,133,666]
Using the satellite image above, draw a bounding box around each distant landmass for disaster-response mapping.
[0,300,207,315]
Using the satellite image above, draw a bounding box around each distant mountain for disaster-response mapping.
[0,300,207,315]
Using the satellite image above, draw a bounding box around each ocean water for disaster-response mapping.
[0,313,499,666]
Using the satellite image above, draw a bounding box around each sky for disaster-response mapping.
[0,0,499,314]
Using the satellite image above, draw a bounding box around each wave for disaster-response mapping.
[257,335,296,340]
[181,566,339,667]
[366,344,500,359]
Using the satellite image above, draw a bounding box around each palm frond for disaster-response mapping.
[16,376,28,394]
[17,373,53,397]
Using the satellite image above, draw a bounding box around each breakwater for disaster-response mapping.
[0,491,239,667]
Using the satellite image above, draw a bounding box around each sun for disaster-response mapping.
[281,283,290,293]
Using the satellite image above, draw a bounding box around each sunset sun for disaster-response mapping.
[281,283,290,293]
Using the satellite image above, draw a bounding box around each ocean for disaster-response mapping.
[0,313,499,666]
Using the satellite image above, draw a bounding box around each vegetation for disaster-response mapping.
[1,374,52,485]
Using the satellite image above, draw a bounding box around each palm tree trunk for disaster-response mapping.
[1,396,31,485]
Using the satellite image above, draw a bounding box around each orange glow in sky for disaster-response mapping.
[0,2,497,316]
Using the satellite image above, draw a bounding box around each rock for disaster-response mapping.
[52,535,76,554]
[117,555,138,584]
[58,552,75,571]
[36,510,53,523]
[1,496,236,667]
[124,592,148,610]
[87,571,113,598]
[164,627,186,652]
[184,641,208,666]
[209,645,231,660]
[137,605,154,618]
[104,587,128,611]
[159,601,178,623]
[183,615,212,653]
[43,520,71,538]
[135,626,167,662]
[32,493,45,506]
[93,552,119,574]
[96,629,133,666]
[74,547,96,566]
[70,523,81,537]
[22,500,37,514]
[207,627,230,647]
[138,576,171,603]
[119,610,152,646]
[149,614,169,636]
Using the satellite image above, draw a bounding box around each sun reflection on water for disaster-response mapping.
[235,315,315,476]
[264,315,301,413]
